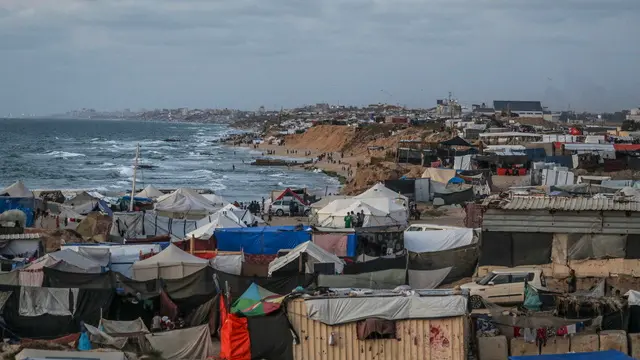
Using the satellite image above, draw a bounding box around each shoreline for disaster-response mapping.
[228,141,360,192]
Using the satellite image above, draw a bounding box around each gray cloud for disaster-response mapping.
[0,0,638,114]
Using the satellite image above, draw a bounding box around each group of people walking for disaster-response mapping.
[343,210,365,228]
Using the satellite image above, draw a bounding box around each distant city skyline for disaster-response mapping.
[1,0,639,115]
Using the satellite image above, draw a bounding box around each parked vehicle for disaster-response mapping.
[271,199,311,216]
[460,268,546,309]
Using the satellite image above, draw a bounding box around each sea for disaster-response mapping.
[0,118,340,202]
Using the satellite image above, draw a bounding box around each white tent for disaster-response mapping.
[316,198,408,228]
[155,188,223,219]
[131,244,208,281]
[268,241,345,276]
[136,184,164,199]
[0,181,33,198]
[201,194,230,208]
[354,183,408,204]
[187,213,247,240]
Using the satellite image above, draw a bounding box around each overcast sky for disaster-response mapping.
[1,0,638,115]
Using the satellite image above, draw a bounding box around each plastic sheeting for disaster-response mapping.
[317,268,407,289]
[480,232,552,267]
[214,270,316,299]
[404,227,477,252]
[0,271,19,285]
[214,226,312,255]
[146,324,215,360]
[568,234,627,260]
[210,254,243,275]
[408,245,478,285]
[407,267,452,289]
[43,268,115,289]
[19,287,79,317]
[15,349,126,360]
[305,294,467,325]
[268,241,345,276]
[110,212,199,241]
[100,317,149,334]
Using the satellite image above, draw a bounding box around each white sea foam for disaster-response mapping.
[117,166,134,177]
[45,151,86,158]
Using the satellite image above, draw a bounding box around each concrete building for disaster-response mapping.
[493,100,544,118]
[627,108,640,122]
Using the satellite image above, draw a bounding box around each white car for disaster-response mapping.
[460,268,546,309]
[271,199,311,217]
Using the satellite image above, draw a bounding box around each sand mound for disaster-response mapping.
[343,162,424,195]
[285,125,356,153]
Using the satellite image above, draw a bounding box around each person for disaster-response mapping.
[261,197,265,212]
[356,211,364,227]
[566,269,577,293]
[344,212,352,228]
[151,312,162,332]
[268,205,273,222]
[232,164,235,171]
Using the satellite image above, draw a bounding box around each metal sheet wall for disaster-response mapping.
[415,179,431,202]
[287,299,466,360]
[482,210,640,234]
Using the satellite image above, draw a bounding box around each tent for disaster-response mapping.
[422,168,457,184]
[404,225,478,252]
[0,181,33,198]
[509,350,633,360]
[268,241,345,276]
[231,283,284,317]
[15,349,126,360]
[155,188,223,219]
[354,183,408,204]
[135,184,164,198]
[145,324,215,360]
[28,249,102,273]
[316,198,408,228]
[188,213,247,240]
[131,244,208,280]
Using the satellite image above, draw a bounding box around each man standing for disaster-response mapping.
[344,212,352,228]
[566,269,577,293]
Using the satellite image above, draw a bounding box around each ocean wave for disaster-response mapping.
[269,173,288,178]
[115,166,134,177]
[44,151,86,158]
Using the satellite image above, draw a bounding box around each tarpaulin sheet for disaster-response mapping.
[0,271,18,285]
[110,212,199,241]
[184,294,218,335]
[85,323,128,349]
[214,226,312,255]
[479,231,513,266]
[15,349,126,360]
[317,268,407,289]
[43,268,115,289]
[355,229,404,257]
[404,227,476,252]
[408,244,478,284]
[343,254,407,274]
[312,233,348,257]
[512,233,552,266]
[77,247,111,267]
[220,298,250,360]
[569,234,627,260]
[163,266,216,300]
[305,294,467,325]
[407,267,452,289]
[214,270,315,299]
[210,254,243,275]
[19,287,79,317]
[146,324,215,360]
[433,186,475,205]
[509,350,633,360]
[247,311,294,360]
[113,272,161,299]
[100,317,149,335]
[1,288,114,338]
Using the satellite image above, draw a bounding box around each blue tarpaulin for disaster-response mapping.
[509,350,632,360]
[347,234,357,257]
[545,155,573,168]
[525,148,547,161]
[0,197,35,227]
[215,226,312,254]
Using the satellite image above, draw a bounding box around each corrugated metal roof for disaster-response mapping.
[484,196,640,211]
[0,233,44,240]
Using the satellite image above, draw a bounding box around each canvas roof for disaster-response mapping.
[136,184,164,198]
[133,244,208,269]
[0,181,33,198]
[355,183,408,203]
[24,249,102,273]
[310,195,352,210]
[268,241,345,275]
[422,168,457,184]
[187,213,246,239]
[155,188,222,214]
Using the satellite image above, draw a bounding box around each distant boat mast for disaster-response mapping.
[129,144,140,212]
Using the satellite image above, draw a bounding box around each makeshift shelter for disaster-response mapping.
[131,244,208,281]
[220,294,295,360]
[0,180,33,198]
[508,350,633,360]
[214,226,312,255]
[440,136,472,147]
[187,213,247,240]
[145,324,215,360]
[274,187,307,205]
[354,182,409,204]
[135,184,164,198]
[15,349,126,360]
[422,168,457,184]
[19,249,103,286]
[315,198,408,228]
[155,188,223,219]
[268,241,345,276]
[110,211,199,241]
